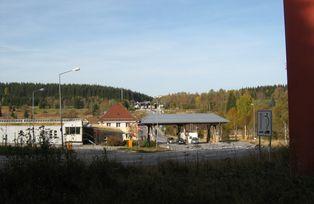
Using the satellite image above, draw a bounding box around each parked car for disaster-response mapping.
[178,138,186,145]
[167,137,175,144]
[191,137,199,144]
[188,132,199,144]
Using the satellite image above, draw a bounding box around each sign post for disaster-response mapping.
[257,110,272,161]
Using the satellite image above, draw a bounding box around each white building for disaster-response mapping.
[0,118,83,146]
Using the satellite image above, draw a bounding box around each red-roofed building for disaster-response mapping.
[98,103,137,138]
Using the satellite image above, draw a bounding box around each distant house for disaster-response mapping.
[98,103,137,139]
[134,101,152,110]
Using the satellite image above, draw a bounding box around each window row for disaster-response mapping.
[65,127,81,135]
[106,123,129,128]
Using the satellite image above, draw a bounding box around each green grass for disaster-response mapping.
[0,147,314,203]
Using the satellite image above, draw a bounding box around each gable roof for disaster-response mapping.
[99,103,136,122]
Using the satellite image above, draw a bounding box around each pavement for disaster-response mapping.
[74,142,257,165]
[0,142,257,167]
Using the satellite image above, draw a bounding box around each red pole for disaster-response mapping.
[284,0,314,175]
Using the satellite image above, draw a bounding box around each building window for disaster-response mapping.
[107,123,111,127]
[70,127,76,135]
[65,127,80,135]
[65,127,70,135]
[75,127,81,134]
[116,123,121,127]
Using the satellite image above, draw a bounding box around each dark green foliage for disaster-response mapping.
[141,140,157,147]
[0,147,314,203]
[10,111,17,119]
[122,100,130,110]
[226,91,237,111]
[0,82,152,107]
[38,98,47,109]
[91,103,100,116]
[74,97,85,109]
[23,110,29,118]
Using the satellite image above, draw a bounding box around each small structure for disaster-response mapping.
[140,113,229,143]
[134,101,152,110]
[0,118,83,146]
[98,103,137,140]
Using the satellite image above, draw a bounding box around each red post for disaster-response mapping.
[284,0,314,175]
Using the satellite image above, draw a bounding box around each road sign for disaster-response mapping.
[257,110,272,136]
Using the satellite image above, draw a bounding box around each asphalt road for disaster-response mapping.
[75,142,257,165]
[0,142,257,167]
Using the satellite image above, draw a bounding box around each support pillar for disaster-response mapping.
[147,125,151,143]
[177,125,182,140]
[206,125,211,143]
[284,0,314,175]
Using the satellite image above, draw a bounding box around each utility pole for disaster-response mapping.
[251,103,255,140]
[32,88,45,144]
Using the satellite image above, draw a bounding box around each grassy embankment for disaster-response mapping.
[0,146,313,203]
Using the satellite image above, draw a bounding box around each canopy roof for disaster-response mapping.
[140,113,229,125]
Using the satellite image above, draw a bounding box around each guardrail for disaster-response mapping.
[0,118,82,124]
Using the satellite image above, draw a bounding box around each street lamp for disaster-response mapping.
[32,88,45,144]
[251,103,255,140]
[59,67,80,147]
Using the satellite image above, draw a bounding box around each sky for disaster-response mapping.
[0,0,287,96]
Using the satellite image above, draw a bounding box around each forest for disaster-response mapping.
[0,82,152,109]
[158,85,288,140]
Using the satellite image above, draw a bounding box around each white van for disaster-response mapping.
[187,132,199,144]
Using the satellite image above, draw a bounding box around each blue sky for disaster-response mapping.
[0,0,287,96]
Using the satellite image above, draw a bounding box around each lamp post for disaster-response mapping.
[32,88,45,144]
[59,67,80,147]
[32,88,45,119]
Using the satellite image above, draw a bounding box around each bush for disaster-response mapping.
[140,140,156,148]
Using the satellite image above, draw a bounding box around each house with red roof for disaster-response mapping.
[98,103,137,139]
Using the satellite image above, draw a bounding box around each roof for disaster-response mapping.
[140,113,229,125]
[99,103,136,122]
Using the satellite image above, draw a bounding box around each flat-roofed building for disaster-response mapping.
[0,118,83,146]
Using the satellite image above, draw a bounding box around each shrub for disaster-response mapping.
[140,140,156,148]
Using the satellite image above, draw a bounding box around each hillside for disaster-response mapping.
[0,82,152,108]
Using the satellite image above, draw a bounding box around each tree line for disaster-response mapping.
[0,82,152,110]
[158,85,288,140]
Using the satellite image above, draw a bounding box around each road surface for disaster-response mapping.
[75,142,257,165]
[0,142,257,167]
